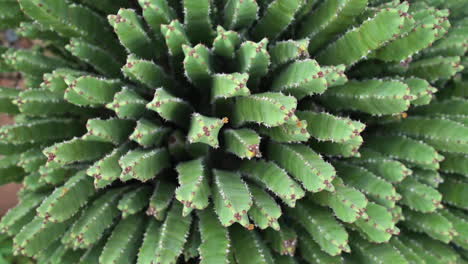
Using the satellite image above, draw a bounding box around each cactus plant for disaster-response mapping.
[0,0,467,263]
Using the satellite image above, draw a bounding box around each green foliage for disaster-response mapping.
[0,0,467,263]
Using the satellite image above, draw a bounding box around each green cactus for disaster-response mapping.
[0,0,467,263]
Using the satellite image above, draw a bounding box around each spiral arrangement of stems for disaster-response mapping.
[0,0,467,263]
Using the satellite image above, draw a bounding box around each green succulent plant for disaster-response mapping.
[0,0,467,263]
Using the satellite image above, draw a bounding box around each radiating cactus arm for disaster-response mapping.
[118,148,170,182]
[310,134,363,158]
[236,39,270,82]
[13,216,73,257]
[264,224,297,255]
[347,148,411,183]
[422,25,467,57]
[223,128,261,159]
[411,98,468,120]
[383,117,468,154]
[64,188,126,248]
[388,237,425,264]
[44,243,84,263]
[146,88,193,128]
[298,0,368,53]
[108,8,156,59]
[138,0,175,34]
[22,172,53,193]
[312,177,368,223]
[269,39,310,68]
[410,233,461,263]
[123,54,171,89]
[42,68,86,94]
[352,202,399,243]
[106,88,148,119]
[39,166,78,186]
[212,169,252,227]
[99,214,146,264]
[297,232,344,264]
[197,208,231,264]
[397,234,445,264]
[67,75,122,106]
[0,141,39,155]
[230,225,275,264]
[287,202,349,256]
[183,225,201,262]
[66,38,123,78]
[401,77,436,106]
[396,177,442,212]
[18,1,120,53]
[271,59,327,100]
[175,158,211,215]
[37,171,95,223]
[211,73,250,102]
[14,88,87,117]
[366,135,443,170]
[0,192,46,236]
[250,0,304,40]
[232,92,297,127]
[349,234,407,264]
[147,180,176,220]
[0,87,20,114]
[333,162,400,208]
[87,143,131,189]
[0,154,26,185]
[317,6,405,66]
[0,119,83,144]
[297,111,363,142]
[241,159,305,207]
[212,26,241,59]
[17,0,84,38]
[320,79,411,115]
[79,235,107,263]
[129,118,171,147]
[249,184,282,230]
[406,56,464,82]
[258,119,310,143]
[137,219,161,264]
[267,142,335,192]
[43,138,114,168]
[118,185,152,217]
[321,65,348,87]
[182,44,213,87]
[82,118,134,144]
[439,152,468,176]
[59,235,82,258]
[223,0,259,30]
[438,177,468,210]
[410,168,443,188]
[155,203,192,264]
[18,148,47,173]
[183,0,215,43]
[439,208,468,249]
[2,48,72,76]
[369,9,445,62]
[402,208,456,243]
[160,20,190,57]
[187,113,227,148]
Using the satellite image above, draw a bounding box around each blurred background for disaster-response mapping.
[0,29,37,264]
[0,29,31,217]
